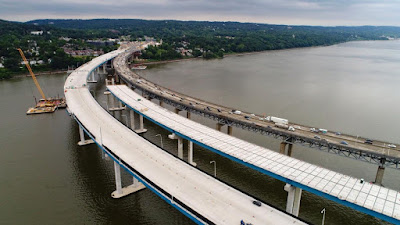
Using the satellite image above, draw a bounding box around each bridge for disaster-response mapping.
[64,45,308,224]
[113,47,400,186]
[107,84,400,224]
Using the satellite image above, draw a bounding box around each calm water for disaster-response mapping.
[1,40,400,225]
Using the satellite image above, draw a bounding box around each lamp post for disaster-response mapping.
[155,134,163,148]
[321,208,326,225]
[210,161,216,177]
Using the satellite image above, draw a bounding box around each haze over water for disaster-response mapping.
[1,40,400,225]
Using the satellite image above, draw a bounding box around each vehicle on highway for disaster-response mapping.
[314,135,321,140]
[206,106,211,111]
[288,126,295,131]
[388,144,397,148]
[341,141,349,145]
[275,123,289,129]
[244,115,250,120]
[365,139,373,145]
[217,109,221,112]
[250,113,255,117]
[335,132,341,135]
[233,110,242,115]
[319,128,328,134]
[310,128,318,133]
[294,125,301,129]
[266,116,288,125]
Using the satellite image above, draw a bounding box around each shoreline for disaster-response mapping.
[135,39,400,66]
[10,70,68,79]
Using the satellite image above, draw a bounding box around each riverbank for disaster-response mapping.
[0,69,68,80]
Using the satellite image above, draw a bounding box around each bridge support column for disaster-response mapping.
[188,140,196,166]
[227,126,233,135]
[287,144,293,157]
[187,111,191,119]
[284,184,302,217]
[135,114,147,134]
[178,137,184,159]
[103,64,106,74]
[280,141,293,156]
[374,158,386,185]
[111,161,145,199]
[130,110,135,130]
[280,142,287,154]
[159,101,163,107]
[216,123,224,131]
[175,108,181,114]
[77,126,94,146]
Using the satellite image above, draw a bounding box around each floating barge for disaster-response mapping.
[26,97,67,115]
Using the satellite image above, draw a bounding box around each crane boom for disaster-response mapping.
[17,48,46,100]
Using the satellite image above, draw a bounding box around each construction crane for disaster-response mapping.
[17,48,47,100]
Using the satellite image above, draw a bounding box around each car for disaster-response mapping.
[335,132,341,135]
[288,126,295,131]
[388,144,397,148]
[364,139,373,144]
[189,102,193,106]
[206,106,211,111]
[340,141,348,145]
[244,115,250,120]
[310,128,318,133]
[217,109,221,112]
[314,135,321,140]
[250,113,255,117]
[252,200,262,207]
[294,125,301,129]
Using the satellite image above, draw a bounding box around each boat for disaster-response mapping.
[132,64,147,70]
[26,106,57,115]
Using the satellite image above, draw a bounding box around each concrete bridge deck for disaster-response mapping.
[64,48,308,224]
[113,49,400,170]
[108,84,400,224]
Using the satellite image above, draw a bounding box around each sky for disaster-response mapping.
[1,0,400,26]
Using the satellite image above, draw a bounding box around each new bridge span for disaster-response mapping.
[64,47,308,224]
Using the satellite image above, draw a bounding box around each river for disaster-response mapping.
[1,40,400,225]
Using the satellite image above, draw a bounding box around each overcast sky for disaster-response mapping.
[1,0,400,26]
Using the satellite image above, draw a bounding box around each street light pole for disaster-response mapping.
[321,208,326,225]
[156,134,163,148]
[210,161,216,177]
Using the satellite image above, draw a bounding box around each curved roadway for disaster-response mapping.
[64,47,307,225]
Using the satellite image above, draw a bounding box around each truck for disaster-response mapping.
[319,128,328,134]
[266,116,289,125]
[275,123,289,129]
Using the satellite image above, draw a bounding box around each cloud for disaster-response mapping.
[0,0,399,26]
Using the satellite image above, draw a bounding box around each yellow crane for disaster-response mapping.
[17,48,47,100]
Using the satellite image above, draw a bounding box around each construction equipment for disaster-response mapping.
[18,48,66,114]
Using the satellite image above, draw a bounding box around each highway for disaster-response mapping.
[113,48,400,168]
[64,47,308,224]
[108,84,400,224]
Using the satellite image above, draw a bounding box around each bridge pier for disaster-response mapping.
[188,140,196,166]
[159,101,163,107]
[135,114,147,134]
[279,141,293,156]
[374,158,386,185]
[284,184,302,216]
[129,110,135,130]
[216,123,224,131]
[187,111,191,119]
[103,64,106,74]
[111,161,145,199]
[175,108,181,114]
[227,126,233,136]
[178,137,184,159]
[77,126,94,146]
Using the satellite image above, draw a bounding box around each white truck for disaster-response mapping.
[266,116,289,125]
[275,123,289,129]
